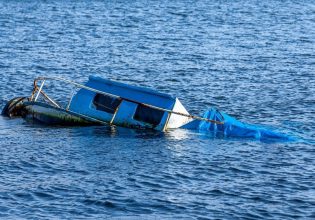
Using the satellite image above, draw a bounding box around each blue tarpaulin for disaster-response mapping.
[183,108,293,142]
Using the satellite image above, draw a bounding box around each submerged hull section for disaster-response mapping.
[23,102,98,126]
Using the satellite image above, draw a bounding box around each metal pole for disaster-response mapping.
[109,102,122,125]
[66,89,75,111]
[34,80,46,101]
[40,91,61,108]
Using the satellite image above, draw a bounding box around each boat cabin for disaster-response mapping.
[68,76,192,131]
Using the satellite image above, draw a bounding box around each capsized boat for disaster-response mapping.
[2,76,222,130]
[2,76,293,141]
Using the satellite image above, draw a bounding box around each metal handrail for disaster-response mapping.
[32,76,224,125]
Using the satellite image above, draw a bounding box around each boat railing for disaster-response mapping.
[31,76,224,125]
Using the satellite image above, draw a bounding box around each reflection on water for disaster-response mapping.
[165,129,193,141]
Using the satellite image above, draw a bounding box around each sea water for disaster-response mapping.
[0,1,314,219]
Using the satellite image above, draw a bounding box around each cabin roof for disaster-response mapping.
[88,76,174,100]
[82,76,176,110]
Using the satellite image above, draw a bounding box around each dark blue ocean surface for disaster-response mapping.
[0,0,314,219]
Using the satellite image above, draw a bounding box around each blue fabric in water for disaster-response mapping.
[186,108,292,141]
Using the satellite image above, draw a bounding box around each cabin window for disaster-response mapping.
[93,93,121,114]
[134,104,164,126]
